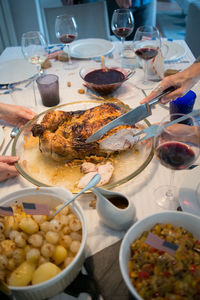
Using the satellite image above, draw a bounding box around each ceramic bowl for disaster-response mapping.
[79,65,134,95]
[0,187,87,300]
[119,211,200,300]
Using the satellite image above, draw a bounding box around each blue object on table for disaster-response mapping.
[170,90,196,124]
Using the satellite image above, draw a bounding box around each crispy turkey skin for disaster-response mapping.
[31,103,138,162]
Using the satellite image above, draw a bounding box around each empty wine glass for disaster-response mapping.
[21,31,48,110]
[154,113,200,210]
[55,14,78,69]
[133,26,161,89]
[21,31,48,76]
[111,8,134,58]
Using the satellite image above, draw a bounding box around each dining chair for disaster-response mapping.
[42,1,111,44]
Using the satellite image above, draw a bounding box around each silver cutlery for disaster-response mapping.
[134,109,200,142]
[2,126,19,155]
[86,86,176,143]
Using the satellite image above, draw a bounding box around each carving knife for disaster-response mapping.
[86,86,175,143]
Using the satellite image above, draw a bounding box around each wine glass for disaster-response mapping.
[111,8,134,58]
[21,31,48,110]
[133,26,161,89]
[154,113,200,210]
[55,14,78,69]
[21,31,48,76]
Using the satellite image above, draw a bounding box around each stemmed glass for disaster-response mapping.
[111,8,134,58]
[133,26,161,89]
[55,14,78,69]
[154,113,200,210]
[21,31,48,76]
[20,31,48,110]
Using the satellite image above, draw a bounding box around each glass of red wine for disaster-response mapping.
[133,26,161,89]
[154,113,200,210]
[111,8,134,58]
[55,14,78,69]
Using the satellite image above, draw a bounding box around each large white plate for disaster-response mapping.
[64,38,114,59]
[0,126,5,149]
[0,59,37,85]
[179,167,200,216]
[162,40,186,62]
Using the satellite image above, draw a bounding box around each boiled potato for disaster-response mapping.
[8,261,36,286]
[19,217,39,234]
[53,245,67,265]
[32,262,61,285]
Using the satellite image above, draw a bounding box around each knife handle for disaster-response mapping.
[148,86,176,107]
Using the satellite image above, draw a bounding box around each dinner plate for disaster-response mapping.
[64,38,114,59]
[162,41,186,62]
[0,59,37,85]
[12,100,154,193]
[0,126,4,149]
[179,167,200,216]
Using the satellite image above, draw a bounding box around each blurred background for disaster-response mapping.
[0,0,199,57]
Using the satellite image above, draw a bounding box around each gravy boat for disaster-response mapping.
[90,186,136,231]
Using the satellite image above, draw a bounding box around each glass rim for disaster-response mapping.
[159,113,197,137]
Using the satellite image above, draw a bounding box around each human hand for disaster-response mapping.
[115,0,132,8]
[0,103,36,127]
[140,64,200,105]
[0,156,19,182]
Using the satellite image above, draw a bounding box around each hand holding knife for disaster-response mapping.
[86,86,176,143]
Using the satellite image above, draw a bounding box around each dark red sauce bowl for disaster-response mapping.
[79,66,134,95]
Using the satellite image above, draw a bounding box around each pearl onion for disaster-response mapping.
[40,221,50,232]
[49,219,62,232]
[41,243,55,258]
[69,218,82,232]
[45,231,59,244]
[28,234,43,248]
[26,248,40,263]
[13,248,25,265]
[15,234,26,248]
[59,235,72,249]
[70,240,81,254]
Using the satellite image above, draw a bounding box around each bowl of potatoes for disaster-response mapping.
[0,187,87,300]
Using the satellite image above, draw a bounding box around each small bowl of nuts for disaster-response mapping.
[0,187,87,300]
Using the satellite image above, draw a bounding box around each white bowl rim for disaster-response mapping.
[0,187,87,291]
[119,211,200,300]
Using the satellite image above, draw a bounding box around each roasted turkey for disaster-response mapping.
[31,103,139,162]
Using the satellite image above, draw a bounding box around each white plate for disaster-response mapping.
[0,59,37,85]
[64,38,114,59]
[0,126,5,149]
[162,41,186,62]
[179,167,200,216]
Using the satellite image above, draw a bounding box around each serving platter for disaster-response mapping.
[12,100,154,193]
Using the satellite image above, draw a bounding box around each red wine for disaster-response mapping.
[135,47,158,60]
[156,142,195,170]
[113,27,133,38]
[84,69,125,85]
[59,34,76,44]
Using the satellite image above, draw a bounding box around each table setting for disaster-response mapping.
[0,18,200,300]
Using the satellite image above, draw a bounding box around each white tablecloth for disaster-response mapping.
[0,40,200,300]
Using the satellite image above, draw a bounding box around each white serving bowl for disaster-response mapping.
[0,187,87,300]
[119,211,200,300]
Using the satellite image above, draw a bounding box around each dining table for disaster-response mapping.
[0,39,200,300]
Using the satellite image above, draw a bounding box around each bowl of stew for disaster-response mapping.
[119,211,200,300]
[79,65,134,95]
